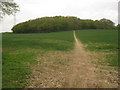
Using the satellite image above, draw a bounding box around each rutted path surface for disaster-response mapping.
[27,31,118,88]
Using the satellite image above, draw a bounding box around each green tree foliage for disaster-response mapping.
[0,0,19,19]
[12,16,115,33]
[99,18,115,29]
[117,24,120,30]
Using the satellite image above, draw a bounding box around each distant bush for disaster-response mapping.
[12,16,115,33]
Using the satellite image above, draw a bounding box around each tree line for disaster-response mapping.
[12,16,117,33]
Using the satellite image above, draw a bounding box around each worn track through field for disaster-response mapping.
[27,31,118,88]
[63,31,99,88]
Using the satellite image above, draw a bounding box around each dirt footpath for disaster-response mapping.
[26,31,118,88]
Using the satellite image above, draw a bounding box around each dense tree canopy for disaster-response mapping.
[12,16,115,33]
[117,24,120,30]
[0,0,19,19]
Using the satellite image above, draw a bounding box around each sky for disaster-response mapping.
[0,0,119,32]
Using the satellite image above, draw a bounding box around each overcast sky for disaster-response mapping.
[0,0,119,32]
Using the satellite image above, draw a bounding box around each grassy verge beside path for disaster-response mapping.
[76,30,118,67]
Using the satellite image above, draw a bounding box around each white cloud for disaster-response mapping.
[1,0,119,32]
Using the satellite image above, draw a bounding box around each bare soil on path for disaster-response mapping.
[26,31,118,88]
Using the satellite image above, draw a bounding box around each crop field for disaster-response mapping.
[76,30,118,66]
[2,31,74,88]
[2,30,118,88]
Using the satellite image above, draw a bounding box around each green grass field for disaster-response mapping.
[2,30,118,88]
[2,31,74,88]
[76,30,118,66]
